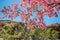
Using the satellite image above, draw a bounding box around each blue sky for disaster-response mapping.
[0,0,60,25]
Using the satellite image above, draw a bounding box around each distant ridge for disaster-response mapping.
[0,20,17,23]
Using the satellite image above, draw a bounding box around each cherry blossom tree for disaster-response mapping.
[0,0,60,30]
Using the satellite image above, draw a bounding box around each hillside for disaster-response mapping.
[0,20,60,40]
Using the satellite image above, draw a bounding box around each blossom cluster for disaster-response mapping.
[0,0,60,29]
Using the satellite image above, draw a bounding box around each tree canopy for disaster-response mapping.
[0,0,60,29]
